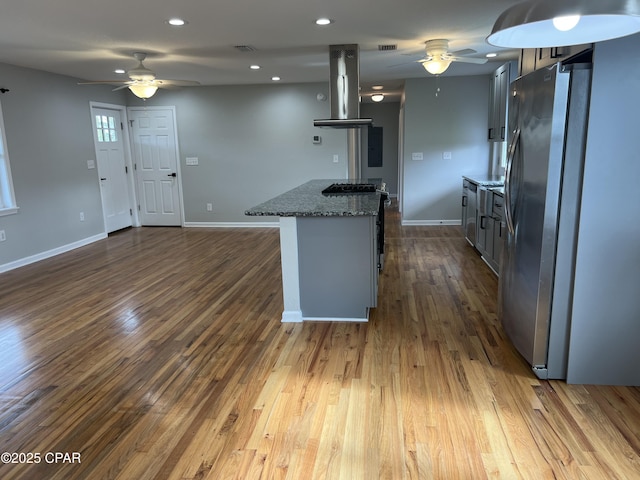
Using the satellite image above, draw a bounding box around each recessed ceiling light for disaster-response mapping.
[114,69,126,74]
[371,85,384,90]
[271,76,281,81]
[167,18,187,26]
[486,53,498,58]
[250,65,261,70]
[315,18,333,26]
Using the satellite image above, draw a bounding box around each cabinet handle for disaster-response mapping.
[488,127,495,140]
[480,216,487,229]
[462,196,468,207]
[500,126,505,140]
[551,47,564,59]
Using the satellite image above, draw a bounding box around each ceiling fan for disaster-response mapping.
[417,39,487,75]
[78,52,200,99]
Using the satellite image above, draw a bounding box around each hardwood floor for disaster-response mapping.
[1,205,639,479]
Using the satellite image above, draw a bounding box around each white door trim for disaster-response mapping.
[89,101,140,228]
[126,105,185,227]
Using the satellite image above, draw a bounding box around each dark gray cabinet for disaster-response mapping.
[519,44,592,76]
[489,192,505,274]
[488,62,511,142]
[462,179,477,246]
[476,189,504,275]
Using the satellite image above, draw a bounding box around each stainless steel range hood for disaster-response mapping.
[314,44,373,129]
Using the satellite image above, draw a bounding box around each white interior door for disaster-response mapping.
[91,107,133,232]
[128,107,182,226]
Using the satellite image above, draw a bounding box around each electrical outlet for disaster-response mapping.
[0,230,6,242]
[443,151,452,160]
[411,152,424,161]
[79,212,85,221]
[206,203,213,212]
[333,154,339,163]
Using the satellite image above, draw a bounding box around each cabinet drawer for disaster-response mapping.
[492,193,504,215]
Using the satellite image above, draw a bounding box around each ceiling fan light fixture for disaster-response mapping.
[487,0,640,48]
[423,59,452,75]
[129,84,158,99]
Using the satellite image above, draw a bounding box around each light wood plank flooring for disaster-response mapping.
[0,205,639,479]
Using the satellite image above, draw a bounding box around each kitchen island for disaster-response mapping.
[245,179,384,322]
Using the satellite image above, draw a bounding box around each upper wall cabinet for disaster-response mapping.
[519,44,592,77]
[487,62,515,142]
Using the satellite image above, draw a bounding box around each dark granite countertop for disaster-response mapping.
[245,179,383,217]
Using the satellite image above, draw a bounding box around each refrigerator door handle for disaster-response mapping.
[504,127,520,235]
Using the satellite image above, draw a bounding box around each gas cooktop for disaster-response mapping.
[322,183,377,195]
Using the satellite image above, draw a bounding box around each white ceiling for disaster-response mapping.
[0,0,522,101]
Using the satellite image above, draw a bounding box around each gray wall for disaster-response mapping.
[0,62,125,266]
[0,60,492,268]
[360,101,400,195]
[129,83,350,224]
[567,34,640,385]
[401,75,491,223]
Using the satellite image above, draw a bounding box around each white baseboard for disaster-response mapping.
[0,233,107,273]
[184,221,279,228]
[281,310,303,323]
[401,219,462,226]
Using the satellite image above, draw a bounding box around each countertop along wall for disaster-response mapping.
[401,75,491,224]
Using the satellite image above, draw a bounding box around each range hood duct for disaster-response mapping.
[314,44,373,129]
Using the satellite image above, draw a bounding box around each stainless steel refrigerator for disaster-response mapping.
[499,62,592,380]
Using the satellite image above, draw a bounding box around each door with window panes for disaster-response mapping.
[92,107,133,232]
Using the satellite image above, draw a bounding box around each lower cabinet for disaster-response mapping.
[461,179,505,275]
[296,215,378,320]
[477,189,505,275]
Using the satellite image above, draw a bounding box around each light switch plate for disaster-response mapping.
[411,152,423,161]
[186,157,199,166]
[443,151,452,160]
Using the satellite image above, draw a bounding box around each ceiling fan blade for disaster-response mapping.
[451,48,477,56]
[112,84,131,91]
[154,79,201,87]
[77,80,129,85]
[449,56,488,65]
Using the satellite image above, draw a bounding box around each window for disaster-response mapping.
[0,101,18,216]
[95,114,118,143]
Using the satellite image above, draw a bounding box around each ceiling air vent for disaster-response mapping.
[234,45,256,52]
[378,44,397,51]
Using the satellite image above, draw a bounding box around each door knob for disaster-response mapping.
[167,173,177,177]
[100,177,107,181]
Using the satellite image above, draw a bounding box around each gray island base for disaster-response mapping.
[245,179,382,322]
